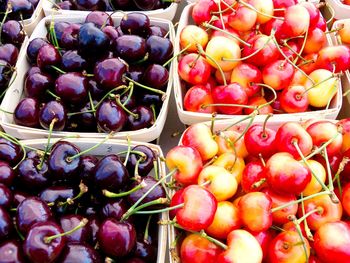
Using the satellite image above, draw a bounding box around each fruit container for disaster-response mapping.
[0,14,175,142]
[326,0,350,19]
[23,138,168,263]
[42,0,179,21]
[173,3,343,125]
[166,116,348,263]
[329,19,350,106]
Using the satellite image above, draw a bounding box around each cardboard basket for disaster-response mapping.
[0,14,175,142]
[326,0,350,20]
[173,3,342,125]
[21,0,45,35]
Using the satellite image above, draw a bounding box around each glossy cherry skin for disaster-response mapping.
[148,25,167,37]
[13,97,39,127]
[1,20,25,47]
[94,58,127,90]
[120,13,150,37]
[49,22,70,45]
[0,59,11,90]
[93,154,129,191]
[0,207,13,240]
[37,44,62,72]
[78,23,109,59]
[244,124,277,158]
[39,186,75,206]
[12,191,29,207]
[101,199,128,220]
[23,221,66,263]
[17,157,49,190]
[96,99,127,132]
[85,11,113,27]
[39,100,67,131]
[146,35,173,65]
[126,106,154,131]
[114,35,146,62]
[16,197,52,234]
[178,54,211,85]
[98,219,136,258]
[59,243,101,263]
[0,240,26,263]
[143,64,169,90]
[0,161,15,186]
[57,0,75,9]
[0,138,23,166]
[9,0,34,19]
[128,176,166,205]
[133,240,156,262]
[79,155,98,185]
[184,85,215,113]
[55,72,88,105]
[0,43,19,65]
[61,50,87,72]
[0,184,12,208]
[48,141,81,182]
[241,161,267,192]
[60,23,81,50]
[127,145,155,177]
[60,215,91,243]
[24,72,53,99]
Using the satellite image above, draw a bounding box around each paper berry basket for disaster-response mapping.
[326,0,350,20]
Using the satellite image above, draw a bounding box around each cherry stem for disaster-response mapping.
[67,109,95,117]
[217,0,226,31]
[134,203,184,215]
[122,82,134,107]
[296,207,323,225]
[293,28,308,65]
[272,35,315,84]
[282,41,307,62]
[46,90,61,100]
[95,84,130,109]
[123,136,132,167]
[236,0,284,20]
[222,113,257,132]
[288,215,309,262]
[201,22,251,47]
[66,133,113,161]
[49,182,88,207]
[150,104,156,125]
[144,215,152,243]
[124,198,169,218]
[51,65,66,74]
[259,153,266,167]
[103,181,146,198]
[122,170,177,220]
[163,44,191,68]
[44,218,89,243]
[88,91,95,112]
[117,149,146,158]
[323,149,335,194]
[210,112,217,135]
[299,192,313,241]
[0,3,11,45]
[302,73,340,97]
[49,19,60,51]
[37,118,56,171]
[123,75,166,97]
[133,157,142,181]
[115,95,138,118]
[252,178,266,189]
[212,0,237,14]
[262,113,273,138]
[325,2,335,25]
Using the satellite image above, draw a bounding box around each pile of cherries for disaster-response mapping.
[13,11,173,133]
[0,3,26,101]
[0,134,168,262]
[54,0,174,12]
[178,0,350,116]
[0,0,40,20]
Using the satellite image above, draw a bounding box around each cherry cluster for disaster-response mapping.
[13,11,173,133]
[0,135,167,262]
[0,0,40,21]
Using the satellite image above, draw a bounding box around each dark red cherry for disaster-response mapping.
[0,138,23,166]
[88,217,99,245]
[1,20,25,47]
[49,22,70,45]
[0,207,13,240]
[94,58,126,90]
[127,145,155,177]
[120,13,150,37]
[39,186,75,205]
[16,197,53,234]
[23,221,66,263]
[39,100,67,130]
[0,60,11,90]
[27,38,49,64]
[0,240,25,263]
[17,157,49,190]
[142,64,168,90]
[124,257,146,263]
[60,23,81,50]
[148,26,167,37]
[96,99,127,132]
[0,43,19,65]
[146,35,173,64]
[0,161,15,186]
[61,50,87,72]
[0,184,12,208]
[114,35,146,62]
[120,93,137,109]
[78,23,109,59]
[98,219,136,257]
[88,78,104,99]
[55,72,88,105]
[128,176,165,206]
[102,25,120,45]
[60,215,91,243]
[9,0,34,19]
[134,240,156,262]
[93,154,129,191]
[85,11,113,28]
[58,243,102,263]
[127,106,154,131]
[13,191,29,207]
[24,72,53,98]
[37,44,62,72]
[127,65,144,83]
[57,0,75,9]
[79,155,98,185]
[48,141,81,182]
[14,98,40,127]
[138,92,162,108]
[76,101,97,132]
[25,66,41,78]
[101,199,128,220]
[75,0,104,10]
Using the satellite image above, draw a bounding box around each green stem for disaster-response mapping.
[144,215,152,243]
[56,182,88,207]
[67,109,95,117]
[305,133,340,160]
[46,90,61,100]
[95,85,130,109]
[134,203,184,214]
[299,192,314,241]
[116,95,138,118]
[123,75,166,96]
[0,132,27,169]
[37,118,56,171]
[163,44,191,68]
[123,136,132,167]
[0,4,11,45]
[44,218,88,243]
[51,65,66,74]
[288,215,309,262]
[103,182,145,198]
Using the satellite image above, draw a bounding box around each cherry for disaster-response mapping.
[0,138,23,166]
[142,64,169,90]
[76,101,98,132]
[93,154,129,192]
[75,0,104,10]
[55,72,88,105]
[0,207,12,240]
[17,156,49,190]
[128,176,165,206]
[98,219,136,257]
[24,72,53,99]
[146,35,173,65]
[57,0,75,9]
[149,26,167,37]
[0,240,25,263]
[8,0,34,19]
[244,124,277,158]
[78,23,109,59]
[23,221,66,263]
[88,78,104,99]
[39,186,75,206]
[16,197,53,234]
[0,60,11,90]
[25,66,42,78]
[78,155,98,185]
[1,20,25,47]
[61,50,88,72]
[49,22,70,46]
[94,58,127,90]
[60,23,81,50]
[134,240,156,262]
[138,92,162,108]
[114,35,147,62]
[110,0,131,9]
[12,191,29,207]
[58,243,102,263]
[127,106,154,131]
[13,97,39,127]
[48,141,81,182]
[102,25,120,45]
[101,199,128,220]
[120,93,137,109]
[0,161,15,186]
[0,43,19,65]
[120,13,150,37]
[60,215,91,243]
[127,65,145,83]
[127,145,156,177]
[85,11,113,28]
[39,100,67,131]
[95,99,127,132]
[37,44,62,72]
[0,183,12,208]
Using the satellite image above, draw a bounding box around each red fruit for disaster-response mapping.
[184,85,215,113]
[178,53,211,85]
[244,124,277,158]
